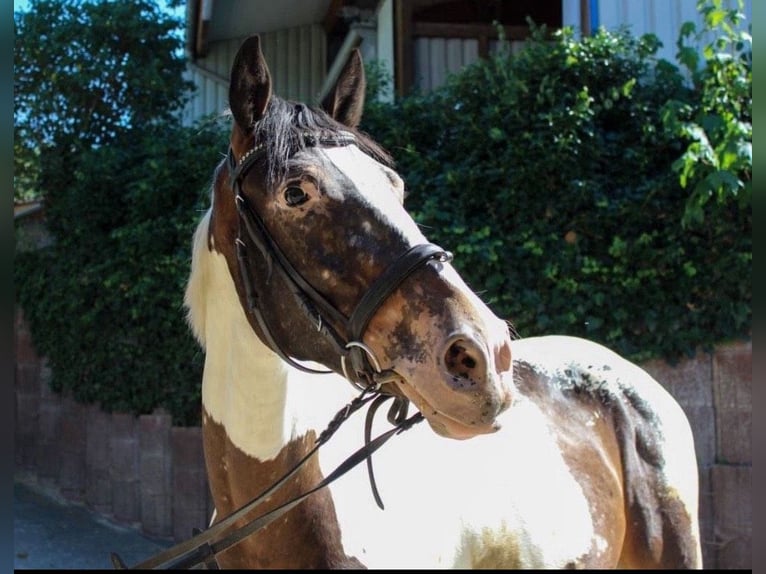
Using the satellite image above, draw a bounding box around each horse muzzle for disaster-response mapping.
[396,328,513,439]
[366,294,514,440]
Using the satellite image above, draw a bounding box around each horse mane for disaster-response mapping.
[251,95,394,185]
[185,208,212,350]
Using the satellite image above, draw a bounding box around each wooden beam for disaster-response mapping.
[580,0,591,36]
[322,0,345,34]
[478,34,489,59]
[413,22,530,41]
[394,0,414,96]
[194,0,211,59]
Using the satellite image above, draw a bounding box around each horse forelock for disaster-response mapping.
[250,96,393,186]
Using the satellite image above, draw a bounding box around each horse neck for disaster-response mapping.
[185,209,348,461]
[188,210,287,459]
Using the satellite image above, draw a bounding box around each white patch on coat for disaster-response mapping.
[322,146,426,245]
[321,393,596,568]
[185,210,290,460]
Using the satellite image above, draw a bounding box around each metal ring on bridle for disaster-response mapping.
[341,341,383,390]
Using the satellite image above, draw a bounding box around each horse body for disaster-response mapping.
[183,34,702,568]
[187,212,700,568]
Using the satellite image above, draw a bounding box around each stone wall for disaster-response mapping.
[643,341,752,569]
[14,309,214,544]
[14,308,751,567]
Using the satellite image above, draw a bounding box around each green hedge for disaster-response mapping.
[360,25,750,362]
[15,121,228,425]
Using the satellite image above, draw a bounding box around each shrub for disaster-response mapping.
[362,24,750,362]
[15,121,228,425]
[662,0,751,227]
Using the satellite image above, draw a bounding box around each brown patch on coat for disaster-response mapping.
[202,408,365,569]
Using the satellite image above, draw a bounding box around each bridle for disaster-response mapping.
[228,128,453,391]
[109,126,456,569]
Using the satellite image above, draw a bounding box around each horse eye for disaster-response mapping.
[284,186,309,207]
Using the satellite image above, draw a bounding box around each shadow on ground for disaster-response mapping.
[14,476,172,570]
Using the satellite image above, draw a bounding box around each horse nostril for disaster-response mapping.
[444,338,485,384]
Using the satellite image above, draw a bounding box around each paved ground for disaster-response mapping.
[13,477,172,570]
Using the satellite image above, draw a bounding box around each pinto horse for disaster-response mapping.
[183,35,702,569]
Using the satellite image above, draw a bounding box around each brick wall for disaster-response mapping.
[641,341,751,569]
[14,308,751,567]
[14,308,213,544]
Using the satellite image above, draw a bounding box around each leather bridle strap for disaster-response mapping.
[228,135,453,386]
[346,243,452,377]
[234,193,349,374]
[348,244,452,340]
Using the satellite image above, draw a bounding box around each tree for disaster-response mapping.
[14,0,193,201]
[14,0,228,424]
[662,0,752,227]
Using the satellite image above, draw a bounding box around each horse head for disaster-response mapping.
[205,35,513,440]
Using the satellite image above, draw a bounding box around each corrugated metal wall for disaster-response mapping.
[412,0,751,92]
[413,38,527,92]
[597,0,752,65]
[182,1,751,119]
[413,38,478,92]
[182,23,326,126]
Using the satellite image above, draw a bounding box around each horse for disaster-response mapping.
[183,35,702,569]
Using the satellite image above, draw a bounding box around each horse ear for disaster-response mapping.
[321,48,366,128]
[229,35,272,132]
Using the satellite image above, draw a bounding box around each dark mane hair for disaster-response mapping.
[252,95,393,185]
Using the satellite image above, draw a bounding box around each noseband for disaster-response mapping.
[227,129,453,390]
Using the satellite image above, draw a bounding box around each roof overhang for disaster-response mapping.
[186,0,335,59]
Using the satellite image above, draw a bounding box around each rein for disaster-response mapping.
[228,129,453,389]
[111,390,423,570]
